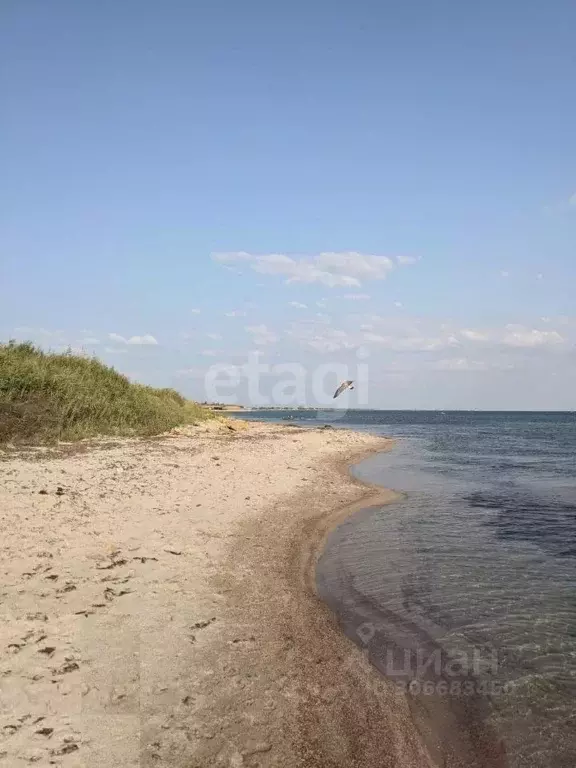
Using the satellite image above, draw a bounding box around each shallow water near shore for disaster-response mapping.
[238,410,576,767]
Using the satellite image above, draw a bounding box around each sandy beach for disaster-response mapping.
[1,420,441,767]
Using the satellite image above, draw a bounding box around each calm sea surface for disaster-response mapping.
[238,410,576,767]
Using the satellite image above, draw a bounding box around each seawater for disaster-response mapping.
[239,410,576,767]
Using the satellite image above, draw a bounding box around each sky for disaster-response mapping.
[2,0,575,409]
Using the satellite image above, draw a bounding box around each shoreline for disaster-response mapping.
[312,444,509,768]
[212,427,433,768]
[0,420,502,767]
[298,445,403,598]
[223,425,507,768]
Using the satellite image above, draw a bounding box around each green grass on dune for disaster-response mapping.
[0,341,213,445]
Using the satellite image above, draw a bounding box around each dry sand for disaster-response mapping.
[0,420,444,767]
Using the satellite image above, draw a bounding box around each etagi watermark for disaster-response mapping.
[353,621,505,697]
[203,348,371,414]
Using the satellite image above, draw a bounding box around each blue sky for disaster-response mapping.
[2,0,575,409]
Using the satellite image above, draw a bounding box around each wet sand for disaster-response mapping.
[1,420,503,766]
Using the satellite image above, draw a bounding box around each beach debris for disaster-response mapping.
[192,617,216,630]
[38,646,56,656]
[165,548,182,555]
[36,727,54,737]
[26,613,48,622]
[132,555,158,563]
[103,587,132,601]
[333,379,354,399]
[96,548,128,570]
[53,659,79,675]
[53,740,79,755]
[8,643,23,653]
[38,486,66,495]
[97,557,127,570]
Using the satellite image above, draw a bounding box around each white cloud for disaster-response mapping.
[225,310,247,317]
[363,332,387,343]
[206,332,222,340]
[536,272,544,280]
[456,325,565,348]
[396,255,419,265]
[108,333,158,346]
[245,324,278,345]
[284,314,575,373]
[362,331,458,352]
[394,301,403,308]
[344,293,371,300]
[460,329,489,342]
[128,335,158,346]
[191,308,201,314]
[201,350,217,357]
[80,337,101,345]
[501,325,564,348]
[316,299,328,308]
[288,301,308,309]
[211,250,405,287]
[315,252,394,281]
[500,270,510,278]
[432,358,489,371]
[286,322,356,353]
[357,321,568,352]
[568,192,576,207]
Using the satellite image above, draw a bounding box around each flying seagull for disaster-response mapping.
[333,380,354,399]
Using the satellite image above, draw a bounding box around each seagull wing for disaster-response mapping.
[333,380,354,399]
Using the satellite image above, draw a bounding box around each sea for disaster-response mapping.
[237,409,576,768]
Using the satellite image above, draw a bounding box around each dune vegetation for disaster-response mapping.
[0,341,212,445]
